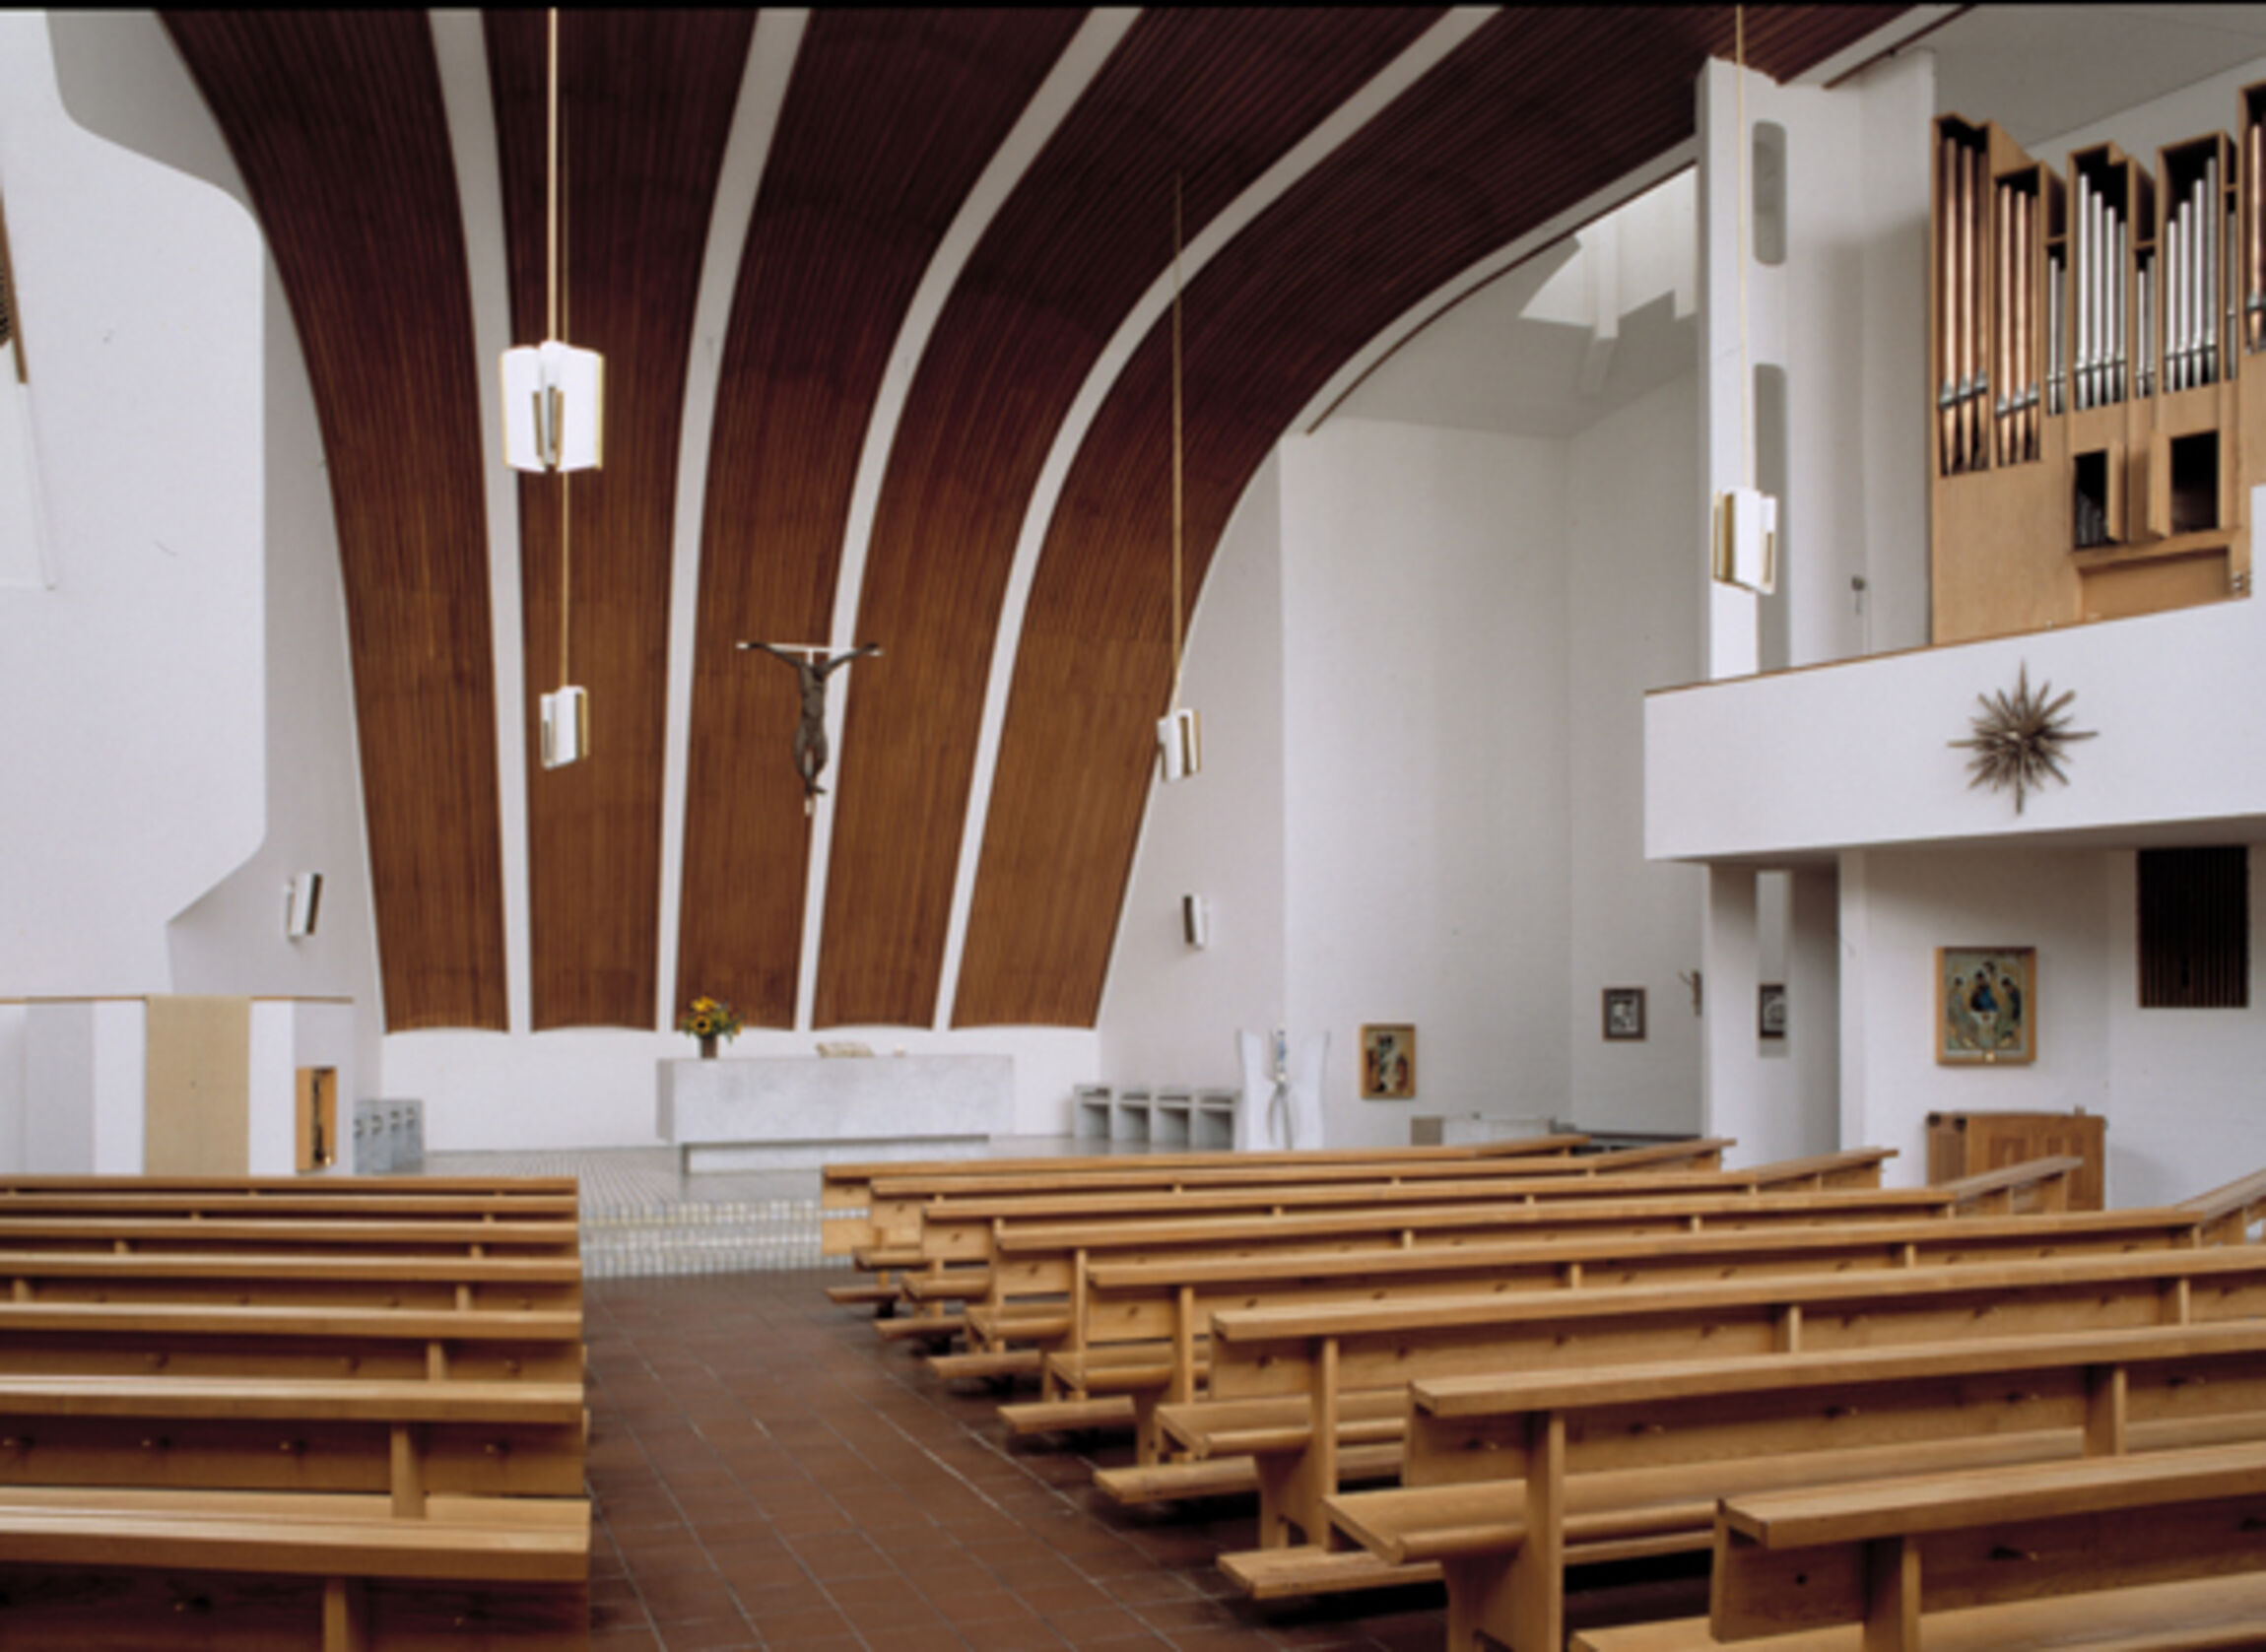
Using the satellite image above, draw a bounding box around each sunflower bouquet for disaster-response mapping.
[677,995,745,1051]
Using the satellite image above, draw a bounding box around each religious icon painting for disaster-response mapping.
[1360,1024,1416,1099]
[1758,982,1787,1040]
[1936,947,2035,1065]
[1602,987,1646,1042]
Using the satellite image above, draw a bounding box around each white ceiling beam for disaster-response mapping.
[430,10,530,1035]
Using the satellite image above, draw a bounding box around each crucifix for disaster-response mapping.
[736,640,882,814]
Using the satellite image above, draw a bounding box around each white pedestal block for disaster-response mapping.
[657,1055,1014,1170]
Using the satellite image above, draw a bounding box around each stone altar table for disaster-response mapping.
[657,1054,1014,1170]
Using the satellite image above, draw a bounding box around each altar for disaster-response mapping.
[657,1054,1014,1170]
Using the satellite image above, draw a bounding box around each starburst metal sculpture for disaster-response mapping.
[1950,664,2095,814]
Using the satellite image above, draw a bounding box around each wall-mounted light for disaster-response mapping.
[1158,706,1201,783]
[540,684,588,769]
[1181,892,1210,949]
[285,872,324,941]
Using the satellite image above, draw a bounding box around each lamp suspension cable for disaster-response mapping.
[1735,3,1753,494]
[1169,170,1185,710]
[548,7,572,691]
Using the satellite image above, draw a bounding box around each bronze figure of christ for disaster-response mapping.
[737,641,882,811]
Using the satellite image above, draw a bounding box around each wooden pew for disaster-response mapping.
[820,1133,1603,1256]
[1151,1242,2266,1591]
[915,1157,2078,1372]
[1314,1321,2266,1652]
[0,1213,581,1260]
[851,1138,1729,1258]
[0,1300,583,1381]
[1693,1443,2266,1650]
[0,1248,582,1312]
[0,1176,589,1649]
[898,1149,1899,1269]
[1003,1194,2206,1459]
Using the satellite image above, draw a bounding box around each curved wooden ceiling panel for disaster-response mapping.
[487,11,752,1030]
[165,13,507,1032]
[816,8,1444,1029]
[674,11,1087,1028]
[955,6,1910,1027]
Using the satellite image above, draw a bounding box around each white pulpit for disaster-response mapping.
[657,1055,1013,1170]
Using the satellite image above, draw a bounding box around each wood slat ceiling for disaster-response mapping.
[165,13,508,1032]
[674,11,1087,1029]
[487,11,752,1030]
[161,6,1907,1035]
[954,5,1909,1026]
[815,8,1446,1029]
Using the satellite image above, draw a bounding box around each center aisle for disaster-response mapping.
[582,1269,1562,1651]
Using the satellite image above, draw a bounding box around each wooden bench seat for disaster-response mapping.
[0,1214,581,1259]
[0,1487,588,1649]
[1318,1319,2266,1650]
[854,1140,1742,1254]
[1160,1243,2266,1562]
[0,1299,584,1382]
[1029,1197,2210,1457]
[0,1247,582,1312]
[908,1150,1908,1266]
[1572,1572,2266,1652]
[820,1135,1606,1254]
[1702,1441,2266,1646]
[0,1372,585,1502]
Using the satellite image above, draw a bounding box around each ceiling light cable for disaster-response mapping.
[1170,170,1185,710]
[549,7,571,691]
[1736,3,1752,494]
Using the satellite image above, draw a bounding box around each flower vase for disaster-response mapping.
[699,1034,718,1061]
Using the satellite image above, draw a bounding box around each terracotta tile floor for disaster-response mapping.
[582,1270,1705,1651]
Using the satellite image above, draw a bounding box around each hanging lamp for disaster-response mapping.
[1158,174,1201,783]
[500,9,603,768]
[1710,5,1777,594]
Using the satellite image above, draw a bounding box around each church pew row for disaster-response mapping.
[0,1213,581,1260]
[1138,1242,2266,1601]
[886,1147,1900,1271]
[1307,1322,2266,1652]
[862,1149,1915,1333]
[818,1133,1608,1256]
[986,1186,2191,1459]
[895,1156,2079,1365]
[0,1247,582,1312]
[0,1189,591,1648]
[845,1137,1731,1259]
[828,1137,1730,1305]
[0,1299,583,1381]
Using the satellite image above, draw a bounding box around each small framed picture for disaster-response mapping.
[1937,947,2035,1065]
[1759,982,1787,1040]
[1360,1024,1416,1099]
[1602,987,1645,1041]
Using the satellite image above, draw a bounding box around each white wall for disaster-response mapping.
[2101,845,2266,1207]
[1099,452,1288,1093]
[1278,418,1571,1147]
[1566,372,1705,1133]
[1839,844,2116,1192]
[0,15,265,997]
[43,14,384,1095]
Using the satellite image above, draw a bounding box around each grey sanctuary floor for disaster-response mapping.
[421,1138,1104,1280]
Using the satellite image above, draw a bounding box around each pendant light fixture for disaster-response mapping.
[1711,5,1778,594]
[1158,174,1201,783]
[500,9,603,768]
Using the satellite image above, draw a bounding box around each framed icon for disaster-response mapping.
[1937,947,2034,1065]
[1360,1024,1415,1098]
[1603,987,1646,1041]
[1759,982,1787,1040]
